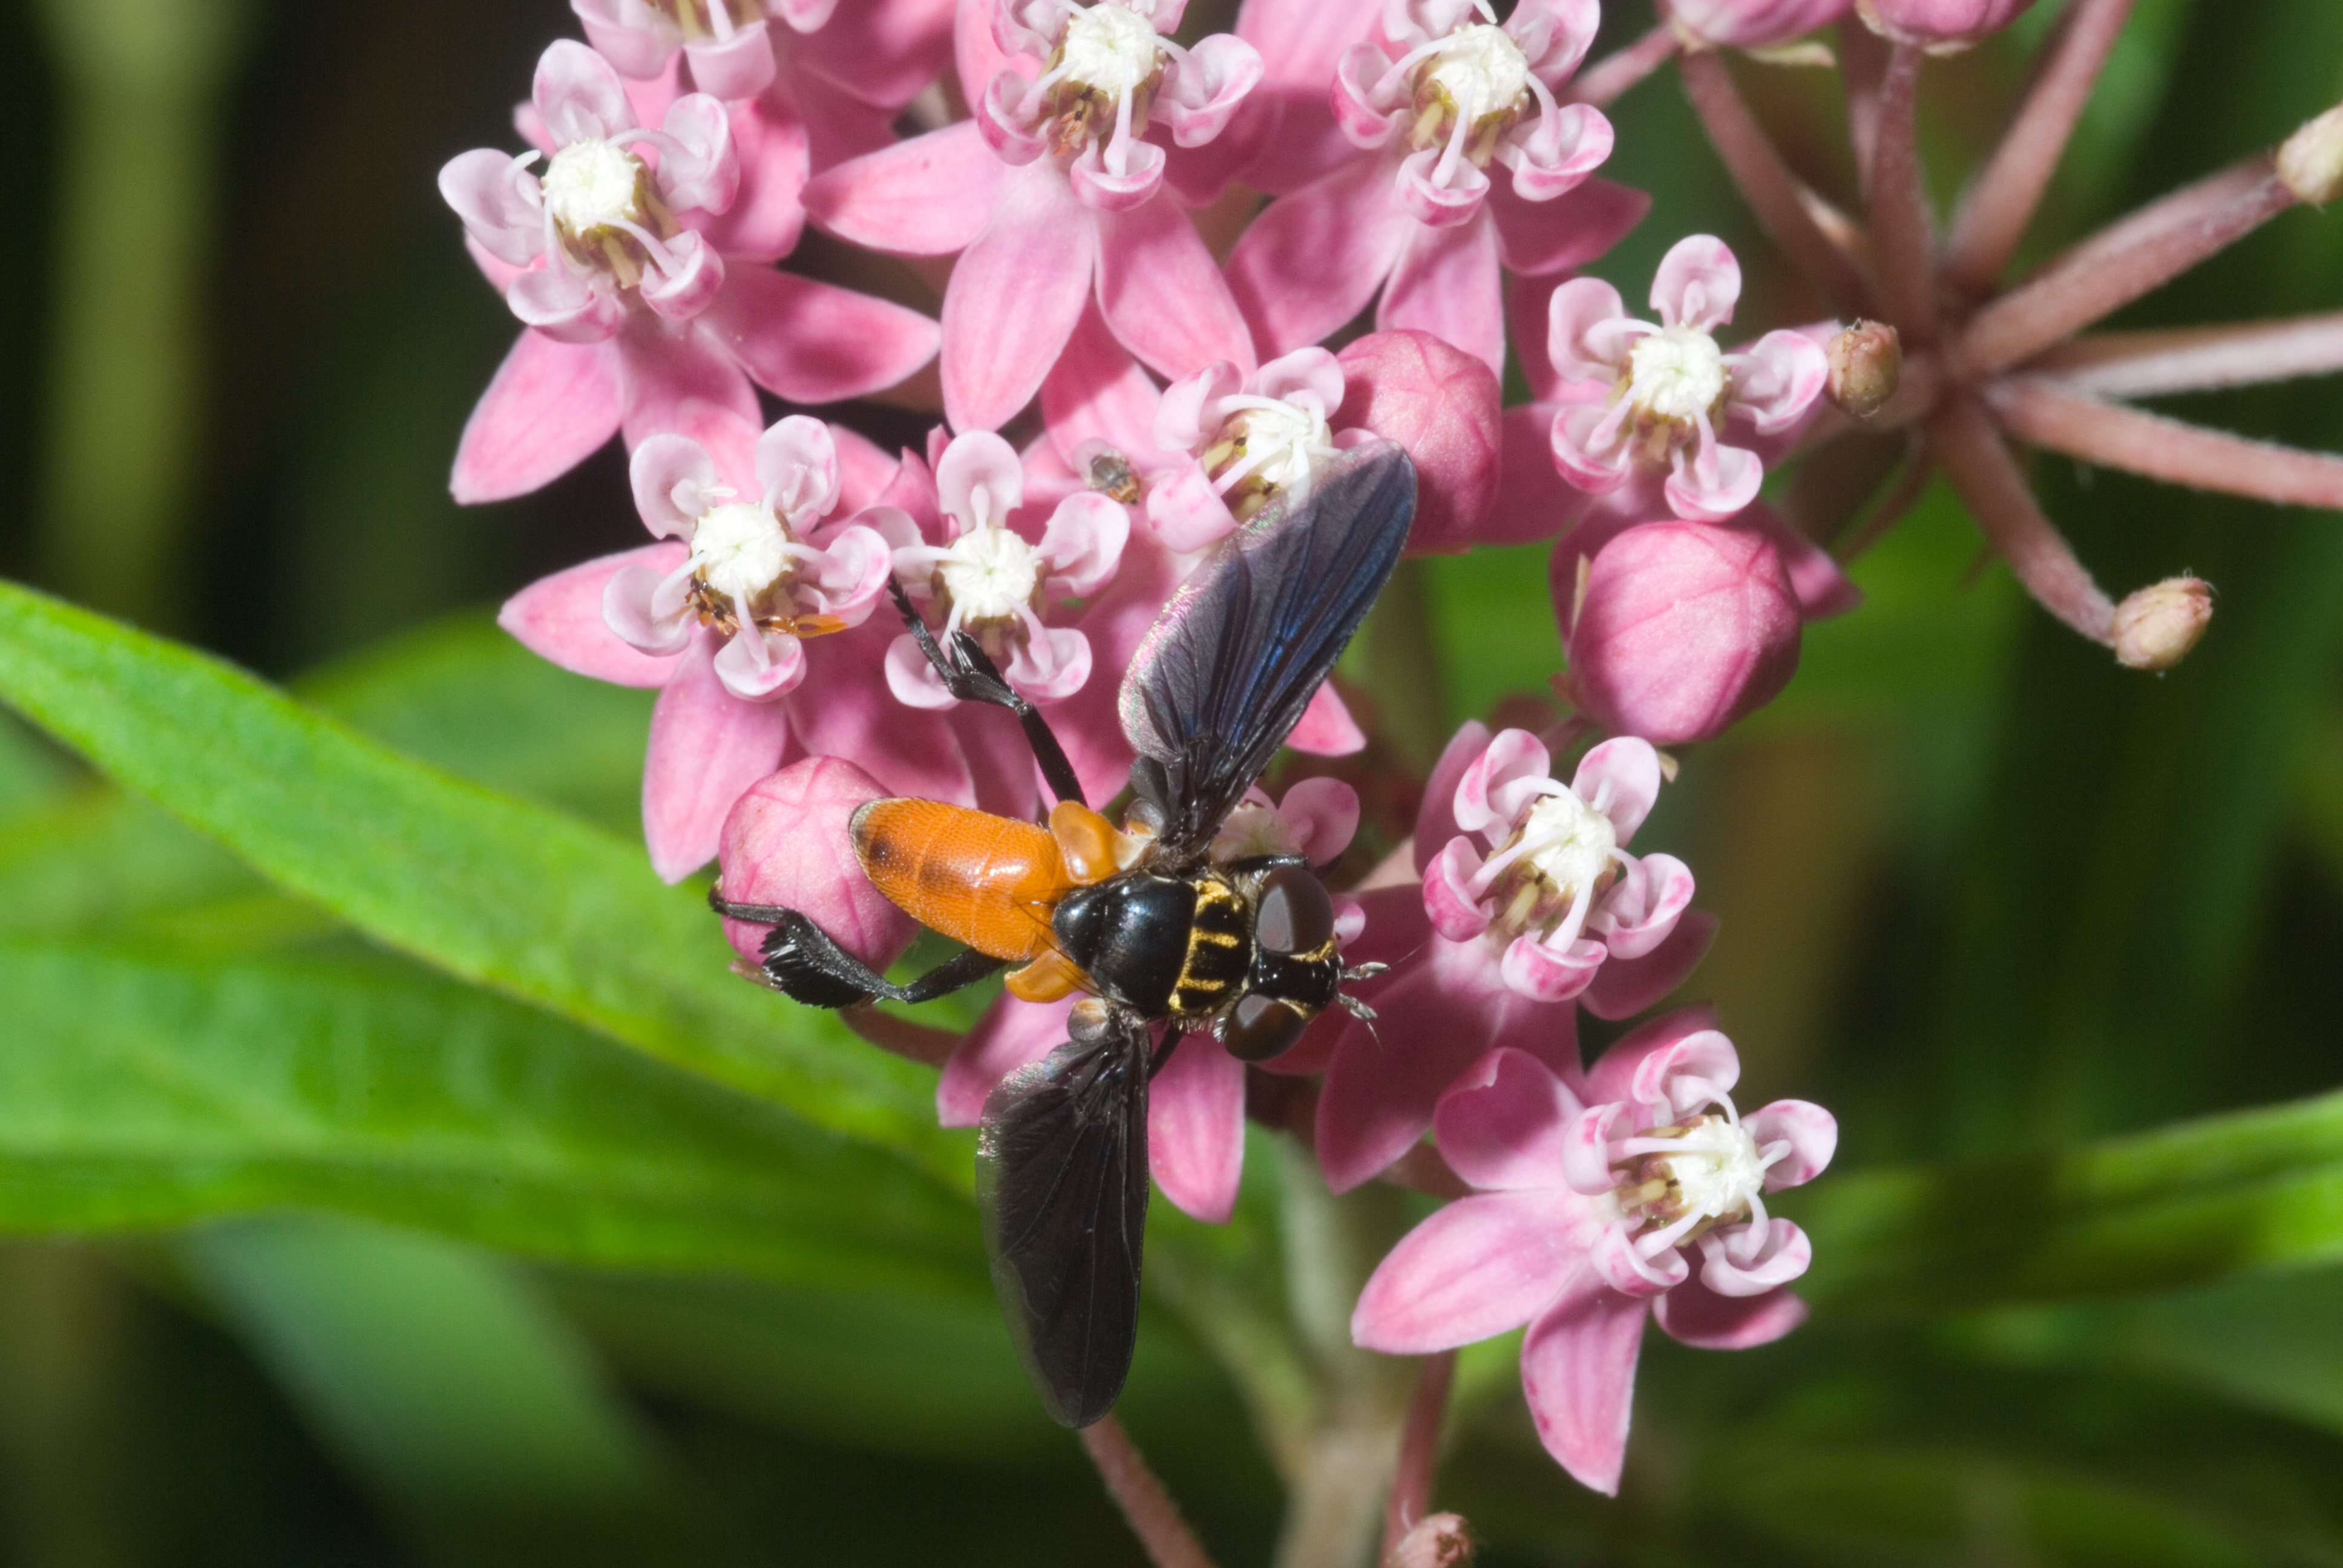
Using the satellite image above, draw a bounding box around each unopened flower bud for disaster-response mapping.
[1855,0,2037,50]
[1668,0,1853,51]
[2279,104,2343,206]
[1557,520,1803,745]
[2112,575,2212,671]
[1385,1512,1473,1568]
[716,758,915,969]
[1825,319,1901,419]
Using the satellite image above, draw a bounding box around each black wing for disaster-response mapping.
[975,1011,1152,1428]
[1120,440,1416,860]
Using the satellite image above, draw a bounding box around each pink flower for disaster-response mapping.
[1145,348,1360,552]
[1855,0,2037,49]
[442,43,941,505]
[1665,0,1852,50]
[1555,516,1806,745]
[1314,723,1712,1192]
[804,0,1262,433]
[499,417,1012,880]
[605,415,894,700]
[1352,1010,1836,1494]
[937,779,1370,1223]
[1547,234,1829,522]
[880,429,1130,707]
[1225,0,1638,379]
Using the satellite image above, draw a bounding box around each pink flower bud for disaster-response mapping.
[1824,319,1902,419]
[1855,0,2037,48]
[1667,0,1852,51]
[1558,521,1801,744]
[2279,104,2343,206]
[1333,330,1501,555]
[716,758,914,971]
[1386,1513,1475,1568]
[2111,576,2213,671]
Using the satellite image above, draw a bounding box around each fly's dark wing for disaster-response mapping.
[1120,440,1416,860]
[975,1012,1151,1428]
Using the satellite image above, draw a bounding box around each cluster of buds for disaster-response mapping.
[450,0,2342,1526]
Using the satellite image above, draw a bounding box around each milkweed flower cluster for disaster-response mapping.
[455,0,2343,1517]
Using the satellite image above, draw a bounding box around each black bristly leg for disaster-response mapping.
[708,893,1009,1008]
[888,579,1086,808]
[1147,1026,1185,1082]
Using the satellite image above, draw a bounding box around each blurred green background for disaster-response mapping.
[4,0,2343,1562]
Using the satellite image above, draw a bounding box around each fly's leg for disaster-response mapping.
[889,579,1086,807]
[710,893,1009,1007]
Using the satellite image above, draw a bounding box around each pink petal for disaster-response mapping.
[643,636,792,881]
[683,25,777,101]
[833,427,901,515]
[1582,909,1715,1021]
[1142,462,1239,552]
[615,315,762,451]
[1378,210,1505,382]
[1569,737,1662,843]
[691,94,810,262]
[1488,175,1648,277]
[1042,304,1170,469]
[790,626,985,806]
[943,166,1096,432]
[1651,1280,1807,1350]
[1732,328,1830,436]
[712,623,809,699]
[451,332,623,504]
[1499,933,1605,1003]
[1650,234,1740,332]
[1454,727,1553,835]
[801,121,1009,255]
[1662,439,1763,523]
[1226,155,1414,359]
[1582,1004,1725,1108]
[1037,492,1129,596]
[706,267,942,404]
[1095,197,1256,382]
[790,0,958,112]
[1545,275,1634,384]
[956,0,1032,105]
[439,148,542,267]
[715,755,913,967]
[1149,1030,1247,1223]
[936,430,1026,528]
[1746,1100,1838,1189]
[1519,1272,1647,1496]
[1158,33,1263,147]
[1423,838,1493,942]
[654,92,742,216]
[1285,684,1366,756]
[1273,775,1362,860]
[1745,500,1862,619]
[498,544,687,687]
[1590,851,1694,961]
[1480,403,1591,545]
[1332,330,1501,555]
[1432,1047,1584,1191]
[939,994,1073,1126]
[1697,1218,1812,1296]
[630,432,721,536]
[1415,720,1492,873]
[536,39,637,144]
[1351,1191,1594,1353]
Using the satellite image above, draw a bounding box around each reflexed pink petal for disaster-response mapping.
[1746,1100,1838,1188]
[1379,211,1505,381]
[790,622,981,805]
[1423,838,1492,942]
[944,167,1096,431]
[451,333,624,503]
[1582,909,1715,1021]
[1650,234,1740,332]
[709,267,942,403]
[1332,330,1501,554]
[1149,1030,1247,1222]
[1652,1279,1808,1349]
[616,315,762,450]
[1519,1273,1646,1496]
[1698,1218,1812,1296]
[833,427,901,515]
[1434,1047,1583,1191]
[1043,304,1170,469]
[791,0,958,111]
[1570,737,1662,842]
[643,636,792,881]
[1494,172,1647,275]
[537,39,637,144]
[1582,1004,1723,1108]
[1095,197,1256,382]
[499,545,687,687]
[1484,403,1591,545]
[1415,721,1491,873]
[1227,155,1414,359]
[1286,684,1366,756]
[1351,1191,1594,1353]
[716,755,914,966]
[939,994,1073,1126]
[802,122,1010,254]
[1746,501,1863,619]
[683,25,776,100]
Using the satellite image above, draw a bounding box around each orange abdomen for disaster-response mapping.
[850,799,1067,962]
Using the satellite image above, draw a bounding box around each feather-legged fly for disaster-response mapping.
[710,441,1418,1427]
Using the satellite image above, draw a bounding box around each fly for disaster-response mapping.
[710,442,1418,1426]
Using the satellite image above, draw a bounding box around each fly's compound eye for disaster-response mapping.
[1222,992,1310,1063]
[1253,864,1335,956]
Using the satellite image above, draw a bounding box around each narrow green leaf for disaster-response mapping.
[1791,1088,2343,1315]
[0,580,960,1178]
[0,939,980,1292]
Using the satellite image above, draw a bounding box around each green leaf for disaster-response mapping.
[1791,1086,2343,1316]
[0,939,980,1292]
[0,580,961,1179]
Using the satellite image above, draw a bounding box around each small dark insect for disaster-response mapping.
[712,442,1418,1426]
